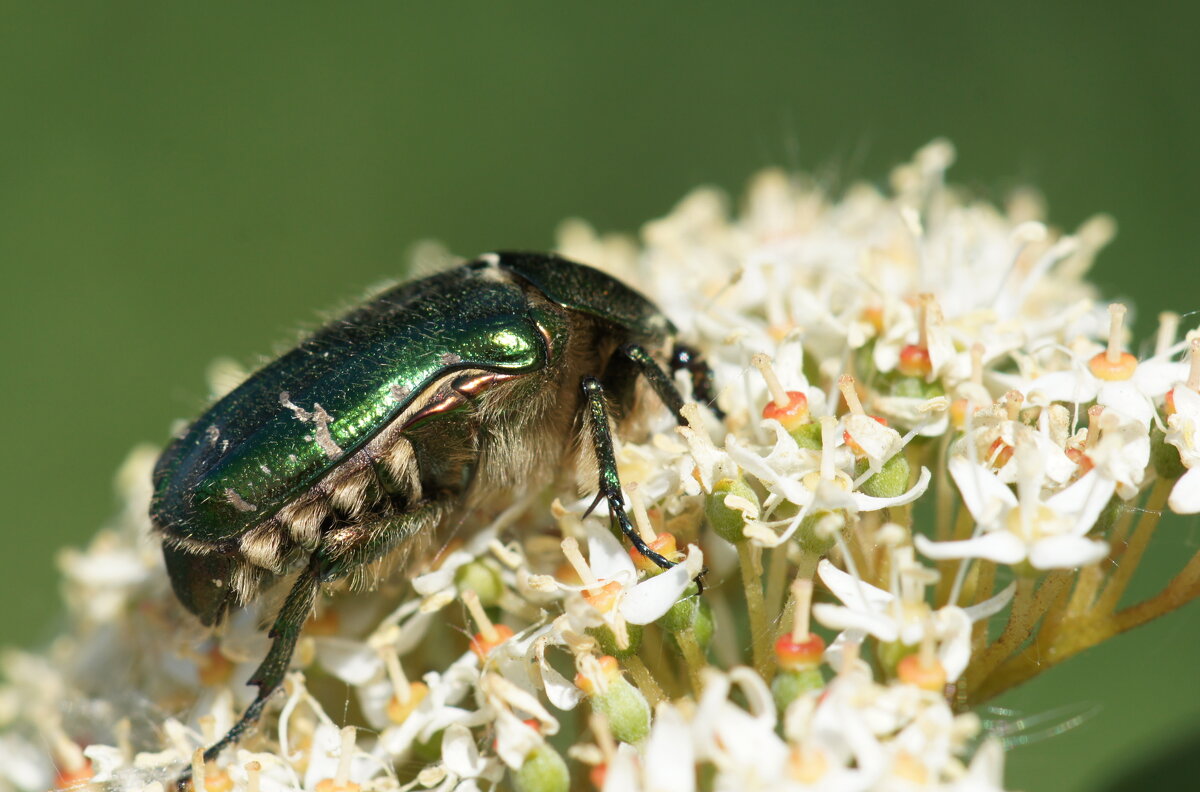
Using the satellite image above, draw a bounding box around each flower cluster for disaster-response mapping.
[3,141,1198,792]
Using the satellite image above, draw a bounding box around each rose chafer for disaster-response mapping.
[150,252,720,775]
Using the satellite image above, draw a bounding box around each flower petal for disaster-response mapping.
[963,582,1016,622]
[586,520,637,582]
[1028,535,1109,570]
[1169,466,1200,514]
[914,531,1028,565]
[620,559,695,625]
[949,458,1017,524]
[817,559,892,611]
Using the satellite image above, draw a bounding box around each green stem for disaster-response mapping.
[1095,479,1170,614]
[737,542,770,678]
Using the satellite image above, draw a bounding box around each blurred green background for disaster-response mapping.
[2,3,1197,790]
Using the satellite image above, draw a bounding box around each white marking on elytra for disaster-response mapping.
[205,425,220,446]
[390,383,412,403]
[224,488,258,512]
[279,391,344,459]
[260,465,272,475]
[440,352,463,366]
[479,252,501,268]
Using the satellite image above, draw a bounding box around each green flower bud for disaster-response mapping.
[707,477,760,543]
[794,509,840,556]
[590,675,651,744]
[587,623,643,659]
[885,372,946,400]
[1152,424,1187,480]
[771,667,824,711]
[690,599,714,649]
[790,420,823,450]
[454,559,504,607]
[855,452,911,498]
[657,583,701,633]
[512,744,570,792]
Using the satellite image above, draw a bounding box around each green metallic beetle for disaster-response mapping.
[151,251,721,770]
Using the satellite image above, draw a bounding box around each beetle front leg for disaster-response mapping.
[618,342,725,422]
[580,376,675,571]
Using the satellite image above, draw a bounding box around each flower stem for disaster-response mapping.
[675,628,707,694]
[764,544,791,639]
[965,576,1035,693]
[737,542,770,677]
[623,655,664,708]
[1095,479,1170,614]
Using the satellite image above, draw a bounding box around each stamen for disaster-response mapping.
[917,293,934,349]
[838,375,865,414]
[191,749,207,792]
[1005,390,1024,422]
[1190,338,1200,392]
[752,353,791,408]
[820,416,838,480]
[315,727,361,792]
[1156,311,1181,357]
[246,762,261,792]
[1106,303,1127,364]
[560,537,598,588]
[791,577,813,638]
[626,483,656,542]
[463,589,499,644]
[1086,405,1104,448]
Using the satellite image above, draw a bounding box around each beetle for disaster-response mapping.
[151,251,722,772]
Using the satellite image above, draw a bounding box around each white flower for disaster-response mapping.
[813,558,1014,682]
[730,418,931,547]
[568,519,703,627]
[1167,385,1200,513]
[916,450,1114,570]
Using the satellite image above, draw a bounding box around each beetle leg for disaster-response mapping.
[177,505,444,788]
[619,342,725,422]
[669,342,726,420]
[580,376,675,571]
[175,559,321,788]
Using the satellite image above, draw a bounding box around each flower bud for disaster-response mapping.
[1152,424,1186,480]
[576,657,651,743]
[790,420,823,450]
[454,559,505,607]
[706,477,759,543]
[512,744,570,792]
[657,583,701,634]
[855,452,911,498]
[771,667,825,711]
[587,623,643,659]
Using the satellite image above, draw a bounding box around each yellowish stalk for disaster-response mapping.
[737,542,771,677]
[965,576,1036,693]
[623,655,664,708]
[763,543,791,635]
[675,629,707,695]
[1095,479,1171,614]
[973,569,1200,704]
